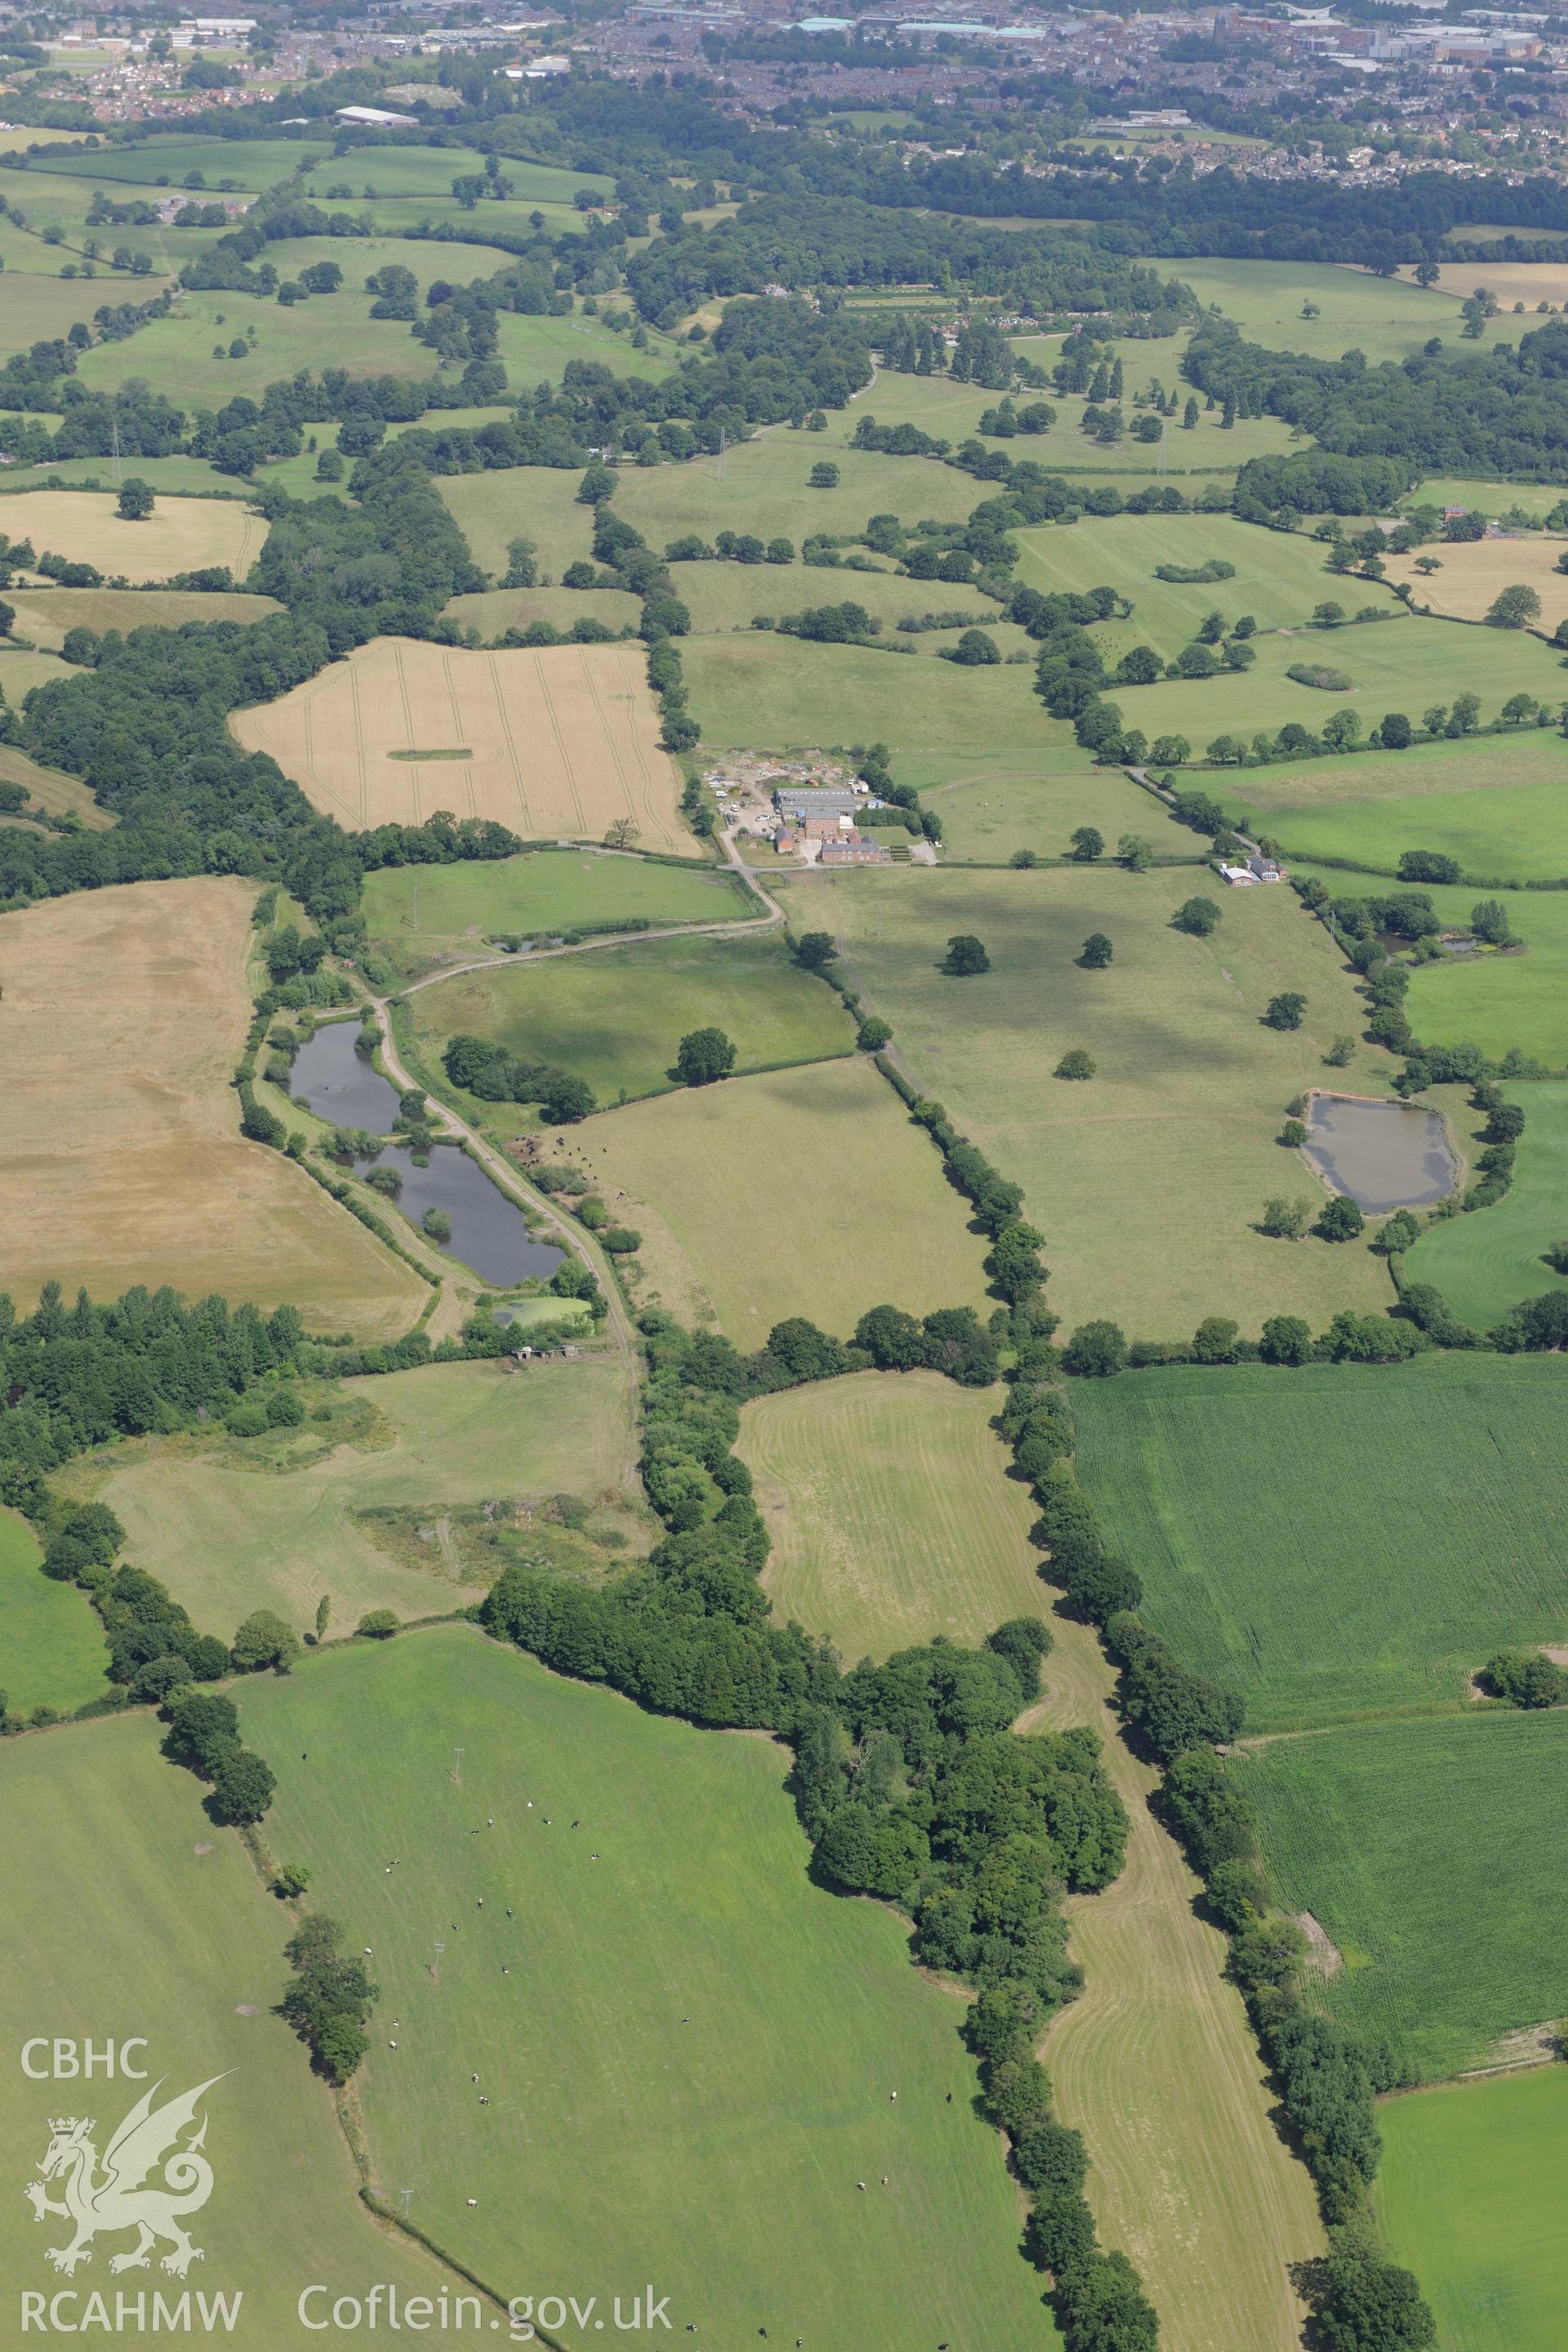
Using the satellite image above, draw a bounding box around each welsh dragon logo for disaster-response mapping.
[24,2075,229,2278]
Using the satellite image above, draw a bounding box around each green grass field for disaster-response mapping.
[0,1505,109,1717]
[1232,1708,1568,2078]
[1115,615,1566,748]
[0,267,153,360]
[1405,1084,1568,1331]
[613,430,986,549]
[1013,512,1357,643]
[572,1056,994,1338]
[1375,2068,1568,2352]
[494,308,679,385]
[443,582,642,638]
[73,1357,637,1642]
[911,746,1183,866]
[260,231,526,296]
[812,863,1394,1337]
[1227,729,1568,885]
[1402,477,1564,524]
[412,929,854,1114]
[1290,862,1568,1069]
[0,1710,460,2341]
[436,466,594,582]
[21,134,332,188]
[363,850,751,969]
[1168,258,1494,366]
[741,1370,1045,1659]
[238,1627,1061,2350]
[675,556,996,639]
[1071,1354,1568,1731]
[684,629,1064,761]
[736,1368,1324,2350]
[76,286,432,403]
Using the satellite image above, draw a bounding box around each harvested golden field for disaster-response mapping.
[1384,534,1568,630]
[232,635,692,850]
[1397,259,1568,308]
[0,879,426,1338]
[0,488,265,581]
[7,582,280,649]
[0,742,112,828]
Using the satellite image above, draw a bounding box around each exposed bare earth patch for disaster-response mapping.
[1296,1910,1344,1981]
[231,635,691,850]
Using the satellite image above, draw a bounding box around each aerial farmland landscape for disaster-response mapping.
[6,8,1568,2349]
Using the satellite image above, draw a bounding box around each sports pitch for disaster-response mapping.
[230,636,691,851]
[238,1627,1060,2350]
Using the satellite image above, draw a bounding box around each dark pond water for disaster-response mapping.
[1301,1094,1458,1214]
[358,1143,565,1288]
[290,1019,402,1131]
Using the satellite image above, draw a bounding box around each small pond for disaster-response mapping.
[357,1143,565,1289]
[290,1020,402,1132]
[1301,1094,1458,1214]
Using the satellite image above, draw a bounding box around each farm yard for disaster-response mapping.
[1231,1707,1568,2080]
[410,928,853,1116]
[559,1057,993,1334]
[0,487,265,581]
[231,636,691,850]
[0,1713,459,2335]
[1405,1085,1568,1333]
[239,1628,1058,2352]
[1375,2067,1568,2352]
[811,862,1394,1338]
[62,1356,638,1642]
[1070,1354,1568,1731]
[0,878,427,1339]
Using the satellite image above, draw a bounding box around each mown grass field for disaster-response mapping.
[21,133,333,186]
[240,1628,1060,2351]
[1375,2067,1568,2352]
[742,1370,1045,1658]
[1290,861,1568,1069]
[231,636,690,849]
[75,285,433,404]
[684,628,1063,761]
[1406,1084,1568,1331]
[0,739,114,827]
[911,746,1179,866]
[8,582,278,649]
[1013,512,1356,642]
[73,1357,635,1642]
[813,863,1392,1338]
[674,556,999,639]
[573,1058,992,1338]
[1385,534,1568,630]
[0,1711,460,2341]
[362,850,751,968]
[1232,1708,1568,2078]
[1402,477,1562,524]
[1168,257,1494,364]
[1225,728,1568,885]
[1071,1355,1568,1730]
[0,1505,108,1717]
[413,929,853,1113]
[613,430,987,548]
[1116,612,1567,746]
[0,267,145,360]
[443,582,642,637]
[0,877,427,1340]
[0,487,265,580]
[738,1369,1322,2350]
[437,466,595,581]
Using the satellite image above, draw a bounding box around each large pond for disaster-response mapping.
[1301,1094,1458,1214]
[290,1019,402,1131]
[358,1143,565,1289]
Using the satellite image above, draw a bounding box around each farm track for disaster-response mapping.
[1025,1617,1325,2352]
